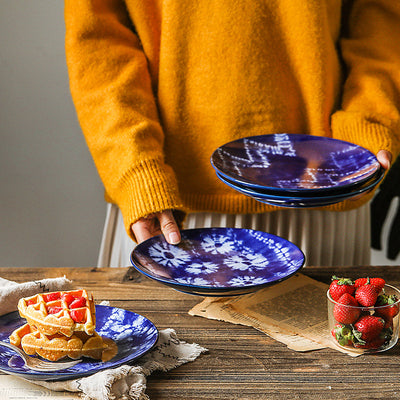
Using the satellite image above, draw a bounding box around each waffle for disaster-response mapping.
[17,289,96,337]
[9,323,106,361]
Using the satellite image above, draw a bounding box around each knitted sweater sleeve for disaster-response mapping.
[64,0,183,238]
[331,0,400,160]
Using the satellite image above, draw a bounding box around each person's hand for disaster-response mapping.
[376,149,392,171]
[131,209,181,245]
[349,149,392,201]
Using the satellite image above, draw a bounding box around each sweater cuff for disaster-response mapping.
[110,159,185,241]
[331,111,400,160]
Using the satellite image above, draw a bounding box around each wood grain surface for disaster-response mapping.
[1,265,400,399]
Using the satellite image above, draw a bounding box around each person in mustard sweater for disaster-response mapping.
[64,0,400,267]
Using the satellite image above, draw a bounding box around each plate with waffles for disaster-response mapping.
[0,290,158,381]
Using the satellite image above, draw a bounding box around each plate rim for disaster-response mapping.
[216,167,385,203]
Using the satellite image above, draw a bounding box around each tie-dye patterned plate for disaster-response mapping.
[211,133,380,193]
[130,228,305,296]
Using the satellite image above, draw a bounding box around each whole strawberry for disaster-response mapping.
[353,324,392,349]
[353,315,385,343]
[333,293,360,324]
[329,276,355,301]
[355,284,379,307]
[375,293,399,320]
[354,277,386,291]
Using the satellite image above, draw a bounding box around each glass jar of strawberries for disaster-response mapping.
[327,276,400,353]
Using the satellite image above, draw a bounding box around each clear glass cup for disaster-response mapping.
[327,284,400,354]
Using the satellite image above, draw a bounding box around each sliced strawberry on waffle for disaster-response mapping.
[17,289,96,337]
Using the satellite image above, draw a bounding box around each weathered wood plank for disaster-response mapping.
[1,266,400,399]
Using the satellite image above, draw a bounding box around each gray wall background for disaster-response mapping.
[0,1,398,268]
[0,2,105,267]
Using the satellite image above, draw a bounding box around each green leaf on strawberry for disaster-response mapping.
[380,326,393,342]
[331,323,355,346]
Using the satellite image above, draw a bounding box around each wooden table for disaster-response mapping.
[1,265,400,399]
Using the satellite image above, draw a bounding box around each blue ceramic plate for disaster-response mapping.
[131,228,305,296]
[216,167,385,208]
[0,305,158,381]
[211,134,380,193]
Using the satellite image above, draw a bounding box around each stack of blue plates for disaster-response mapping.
[211,133,384,207]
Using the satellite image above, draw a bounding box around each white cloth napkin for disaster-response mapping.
[0,276,73,316]
[0,276,207,400]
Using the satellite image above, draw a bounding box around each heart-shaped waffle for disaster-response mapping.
[9,323,106,361]
[17,289,96,337]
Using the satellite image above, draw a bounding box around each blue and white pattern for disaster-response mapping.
[131,228,305,296]
[0,306,158,381]
[149,242,192,268]
[211,133,380,192]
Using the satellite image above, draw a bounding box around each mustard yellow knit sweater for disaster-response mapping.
[65,0,400,238]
